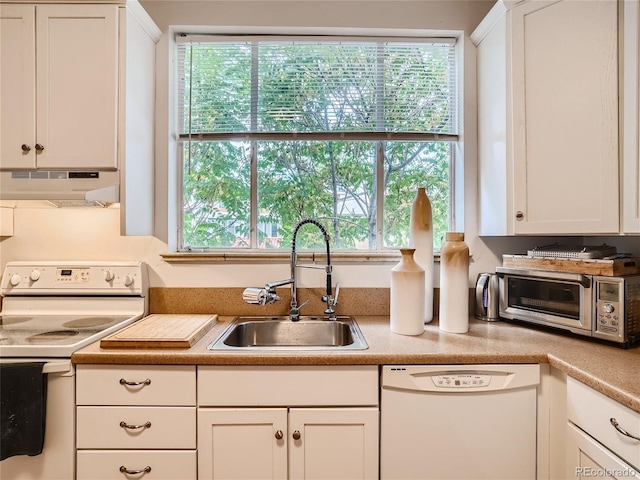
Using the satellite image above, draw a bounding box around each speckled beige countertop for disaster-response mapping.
[72,316,640,414]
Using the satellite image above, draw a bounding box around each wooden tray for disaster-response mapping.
[100,314,218,349]
[502,255,640,276]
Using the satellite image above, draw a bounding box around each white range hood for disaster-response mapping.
[0,170,120,204]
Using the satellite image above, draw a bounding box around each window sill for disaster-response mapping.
[161,251,442,264]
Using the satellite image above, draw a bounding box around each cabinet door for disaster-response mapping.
[197,408,288,480]
[288,407,379,480]
[567,423,639,479]
[0,4,36,169]
[622,0,640,232]
[36,5,118,170]
[510,0,619,234]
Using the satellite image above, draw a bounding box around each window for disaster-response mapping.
[177,35,459,252]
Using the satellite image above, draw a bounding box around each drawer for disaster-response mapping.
[77,406,196,449]
[77,449,197,480]
[198,365,379,406]
[567,377,640,469]
[76,365,196,406]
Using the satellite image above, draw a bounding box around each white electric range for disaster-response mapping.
[0,261,148,479]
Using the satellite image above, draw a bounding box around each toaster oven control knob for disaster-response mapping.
[29,269,41,282]
[123,274,134,287]
[602,303,615,314]
[104,270,115,282]
[9,273,21,286]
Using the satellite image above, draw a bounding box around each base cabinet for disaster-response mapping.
[75,365,197,480]
[567,424,638,479]
[198,407,378,480]
[196,365,380,480]
[567,377,640,478]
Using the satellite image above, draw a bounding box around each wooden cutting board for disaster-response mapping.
[100,314,218,349]
[502,255,640,276]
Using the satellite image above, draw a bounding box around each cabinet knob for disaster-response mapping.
[292,430,301,440]
[21,144,31,153]
[275,430,284,440]
[516,211,524,220]
[35,144,44,153]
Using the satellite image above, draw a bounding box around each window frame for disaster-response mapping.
[166,27,466,260]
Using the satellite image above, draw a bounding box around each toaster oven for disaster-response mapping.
[496,267,640,348]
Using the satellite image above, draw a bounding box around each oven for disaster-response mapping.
[497,266,640,348]
[0,261,148,480]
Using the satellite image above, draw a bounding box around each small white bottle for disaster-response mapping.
[439,232,470,333]
[390,248,425,336]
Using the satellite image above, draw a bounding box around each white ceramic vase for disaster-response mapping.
[439,232,470,333]
[390,248,425,336]
[409,187,434,324]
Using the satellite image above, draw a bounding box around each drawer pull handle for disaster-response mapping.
[119,465,151,475]
[610,418,640,441]
[119,378,151,387]
[120,421,151,431]
[292,430,301,440]
[275,430,284,440]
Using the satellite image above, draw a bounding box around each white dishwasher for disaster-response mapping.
[381,364,540,480]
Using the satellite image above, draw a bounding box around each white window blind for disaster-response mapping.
[177,36,458,138]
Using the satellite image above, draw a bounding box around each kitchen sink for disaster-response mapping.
[208,316,368,351]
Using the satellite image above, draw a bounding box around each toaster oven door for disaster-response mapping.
[496,268,593,334]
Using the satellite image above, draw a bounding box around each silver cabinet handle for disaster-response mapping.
[21,144,31,152]
[35,143,44,153]
[275,430,284,440]
[119,378,151,387]
[120,421,151,431]
[292,430,301,440]
[120,466,151,475]
[610,418,640,441]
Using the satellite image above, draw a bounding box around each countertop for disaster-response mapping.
[72,316,640,413]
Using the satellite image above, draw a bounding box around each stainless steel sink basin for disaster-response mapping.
[208,316,368,351]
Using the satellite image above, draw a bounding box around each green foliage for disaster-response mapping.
[180,41,453,251]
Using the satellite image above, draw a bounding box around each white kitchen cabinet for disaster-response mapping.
[622,0,640,233]
[0,4,118,171]
[76,365,197,480]
[0,1,159,236]
[197,366,380,480]
[472,0,619,235]
[566,377,640,478]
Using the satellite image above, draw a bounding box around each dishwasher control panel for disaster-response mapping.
[382,365,540,393]
[432,373,491,388]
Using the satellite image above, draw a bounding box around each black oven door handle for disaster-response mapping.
[496,267,591,287]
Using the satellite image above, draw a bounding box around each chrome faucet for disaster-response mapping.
[242,218,339,321]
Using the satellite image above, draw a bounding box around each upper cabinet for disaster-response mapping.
[473,0,623,236]
[0,4,119,170]
[622,0,640,233]
[0,1,160,236]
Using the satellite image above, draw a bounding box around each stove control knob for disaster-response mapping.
[29,269,41,282]
[9,273,21,286]
[104,270,115,282]
[123,274,134,287]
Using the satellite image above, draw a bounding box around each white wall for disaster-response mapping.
[1,0,560,291]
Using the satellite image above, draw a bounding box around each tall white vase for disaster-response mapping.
[439,232,469,333]
[409,187,434,324]
[390,248,425,336]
